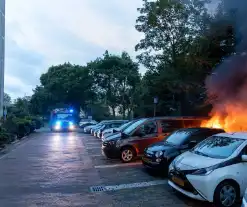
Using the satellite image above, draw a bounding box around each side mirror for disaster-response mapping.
[242,155,247,162]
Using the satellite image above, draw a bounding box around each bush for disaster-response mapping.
[0,127,14,146]
[25,116,43,129]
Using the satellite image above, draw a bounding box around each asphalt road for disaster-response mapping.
[0,129,215,207]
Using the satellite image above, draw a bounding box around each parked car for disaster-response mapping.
[102,116,208,163]
[89,120,114,134]
[142,127,224,174]
[79,119,97,128]
[84,121,109,133]
[96,121,129,139]
[101,120,139,140]
[242,188,247,207]
[168,132,247,207]
[91,120,126,135]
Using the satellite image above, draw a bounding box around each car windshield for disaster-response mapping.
[117,122,132,131]
[56,113,73,120]
[123,119,147,135]
[192,136,245,159]
[165,129,199,146]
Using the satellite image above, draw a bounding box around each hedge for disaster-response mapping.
[0,115,43,146]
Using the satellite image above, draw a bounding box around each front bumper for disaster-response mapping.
[102,144,120,159]
[168,169,216,203]
[168,180,206,201]
[142,156,168,172]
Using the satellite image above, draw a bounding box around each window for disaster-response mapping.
[241,145,247,155]
[139,121,157,135]
[160,120,183,133]
[192,136,245,159]
[188,132,211,143]
[111,123,122,128]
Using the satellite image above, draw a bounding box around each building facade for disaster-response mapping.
[0,0,5,117]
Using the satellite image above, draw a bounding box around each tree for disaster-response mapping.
[3,93,11,106]
[88,51,141,118]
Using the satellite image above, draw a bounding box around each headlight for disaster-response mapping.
[169,161,175,172]
[155,151,163,158]
[56,121,61,126]
[109,140,116,145]
[69,121,73,126]
[191,166,214,176]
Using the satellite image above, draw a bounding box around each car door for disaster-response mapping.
[130,120,159,155]
[236,145,247,195]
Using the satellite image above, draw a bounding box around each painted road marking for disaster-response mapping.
[90,180,167,192]
[86,146,102,150]
[94,161,142,169]
[90,154,103,157]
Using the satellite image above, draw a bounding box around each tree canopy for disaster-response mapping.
[17,0,239,120]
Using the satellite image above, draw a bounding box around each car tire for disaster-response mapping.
[213,180,239,207]
[120,147,136,163]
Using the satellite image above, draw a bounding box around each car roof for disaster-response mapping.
[175,127,224,133]
[147,116,209,121]
[215,132,247,140]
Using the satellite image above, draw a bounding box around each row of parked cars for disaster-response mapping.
[82,117,247,207]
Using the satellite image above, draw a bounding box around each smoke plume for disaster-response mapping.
[206,0,247,117]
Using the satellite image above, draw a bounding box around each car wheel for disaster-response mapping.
[121,147,136,163]
[214,181,239,207]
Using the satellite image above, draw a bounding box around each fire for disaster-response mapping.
[201,105,247,132]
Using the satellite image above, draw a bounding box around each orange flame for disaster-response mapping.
[200,105,247,132]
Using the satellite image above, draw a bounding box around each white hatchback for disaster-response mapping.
[168,132,247,207]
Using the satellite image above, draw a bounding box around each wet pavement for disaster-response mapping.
[0,129,216,206]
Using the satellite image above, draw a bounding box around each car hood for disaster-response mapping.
[103,132,121,141]
[147,142,175,153]
[175,151,224,170]
[103,128,116,133]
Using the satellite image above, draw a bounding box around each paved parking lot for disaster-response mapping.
[0,130,215,206]
[82,134,213,207]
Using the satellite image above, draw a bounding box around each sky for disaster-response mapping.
[4,0,144,99]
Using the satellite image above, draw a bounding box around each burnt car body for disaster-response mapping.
[102,116,209,163]
[142,127,225,174]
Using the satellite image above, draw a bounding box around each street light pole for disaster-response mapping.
[0,0,5,118]
[153,96,158,117]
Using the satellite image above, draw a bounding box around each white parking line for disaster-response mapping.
[86,146,102,150]
[94,161,142,169]
[90,154,103,157]
[90,180,167,192]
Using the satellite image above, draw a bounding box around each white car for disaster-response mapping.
[242,188,247,207]
[168,132,247,207]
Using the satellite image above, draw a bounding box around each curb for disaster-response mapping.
[0,135,28,155]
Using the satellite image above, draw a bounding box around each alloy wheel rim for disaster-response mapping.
[122,149,133,161]
[220,185,236,207]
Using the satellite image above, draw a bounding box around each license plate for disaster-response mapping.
[142,157,151,163]
[172,176,184,187]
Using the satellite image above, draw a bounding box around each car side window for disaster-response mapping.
[160,120,183,133]
[185,132,210,144]
[139,121,157,135]
[241,145,247,155]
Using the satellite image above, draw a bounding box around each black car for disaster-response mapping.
[142,127,225,174]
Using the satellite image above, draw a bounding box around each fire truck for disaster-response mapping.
[50,108,76,131]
